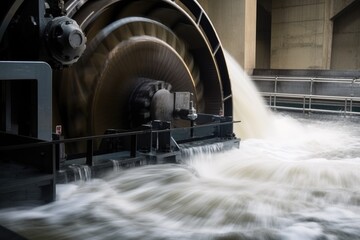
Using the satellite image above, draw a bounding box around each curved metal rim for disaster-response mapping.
[58,0,232,142]
[91,36,196,135]
[65,0,231,114]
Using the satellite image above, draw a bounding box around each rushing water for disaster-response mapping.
[1,113,360,240]
[225,51,275,139]
[1,55,360,240]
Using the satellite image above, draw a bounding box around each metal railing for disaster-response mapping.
[0,120,239,170]
[252,75,360,115]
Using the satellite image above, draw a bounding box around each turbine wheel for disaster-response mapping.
[58,17,203,140]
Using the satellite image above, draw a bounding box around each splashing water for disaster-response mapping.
[110,159,121,172]
[68,164,92,182]
[225,51,275,139]
[1,57,360,240]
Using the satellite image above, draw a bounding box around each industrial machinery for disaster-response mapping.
[0,0,239,208]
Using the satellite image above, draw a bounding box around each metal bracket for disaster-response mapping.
[0,61,52,141]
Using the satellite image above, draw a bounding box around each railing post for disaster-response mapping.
[344,99,347,115]
[303,96,306,113]
[274,76,278,108]
[309,78,313,112]
[130,134,137,158]
[53,135,61,171]
[86,139,93,166]
[52,132,65,171]
[53,142,60,171]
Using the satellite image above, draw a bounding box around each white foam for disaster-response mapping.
[1,54,360,240]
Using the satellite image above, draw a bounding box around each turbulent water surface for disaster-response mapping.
[1,113,360,240]
[1,54,360,239]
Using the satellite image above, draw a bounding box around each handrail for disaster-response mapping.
[1,120,240,170]
[266,105,360,115]
[252,74,360,115]
[0,121,240,152]
[252,75,360,84]
[261,92,360,101]
[262,92,360,115]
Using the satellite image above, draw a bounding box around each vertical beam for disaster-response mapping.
[197,0,257,74]
[4,82,12,132]
[244,0,257,74]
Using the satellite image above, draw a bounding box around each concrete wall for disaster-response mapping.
[196,0,360,71]
[270,0,332,69]
[270,0,360,70]
[198,0,257,74]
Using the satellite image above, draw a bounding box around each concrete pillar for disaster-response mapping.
[244,0,257,74]
[198,0,257,74]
